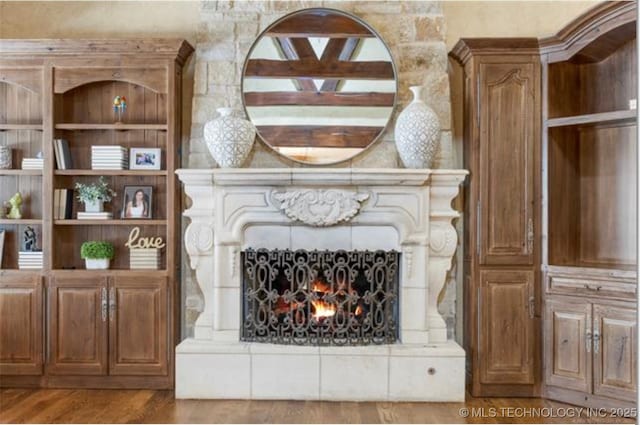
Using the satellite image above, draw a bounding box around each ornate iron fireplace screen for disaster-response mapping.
[241,249,400,346]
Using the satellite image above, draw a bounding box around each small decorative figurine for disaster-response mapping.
[113,95,127,123]
[7,192,22,219]
[23,226,37,252]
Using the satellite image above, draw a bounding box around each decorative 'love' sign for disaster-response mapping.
[125,227,166,249]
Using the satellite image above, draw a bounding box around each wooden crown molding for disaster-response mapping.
[449,38,539,65]
[539,1,636,63]
[0,39,194,65]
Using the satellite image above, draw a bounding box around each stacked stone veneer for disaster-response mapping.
[183,0,460,339]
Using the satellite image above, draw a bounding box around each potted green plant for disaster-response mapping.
[75,177,116,213]
[81,241,114,269]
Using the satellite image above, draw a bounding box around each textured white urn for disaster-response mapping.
[204,108,256,168]
[394,86,441,168]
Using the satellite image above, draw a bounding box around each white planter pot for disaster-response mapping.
[85,258,110,270]
[394,86,441,169]
[204,108,256,168]
[84,200,104,213]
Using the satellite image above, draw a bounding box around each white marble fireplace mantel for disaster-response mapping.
[176,168,468,401]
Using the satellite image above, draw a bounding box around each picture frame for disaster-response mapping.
[121,186,153,219]
[130,148,161,170]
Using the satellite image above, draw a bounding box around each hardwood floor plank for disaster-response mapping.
[0,389,634,424]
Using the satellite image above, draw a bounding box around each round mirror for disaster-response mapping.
[241,8,397,165]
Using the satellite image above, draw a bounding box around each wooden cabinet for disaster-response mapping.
[47,274,169,381]
[540,2,637,410]
[545,295,636,407]
[450,39,541,396]
[0,273,43,375]
[479,62,537,266]
[544,297,591,393]
[0,39,192,389]
[48,276,108,376]
[480,270,535,385]
[109,276,168,376]
[593,304,636,402]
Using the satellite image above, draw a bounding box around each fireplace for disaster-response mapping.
[176,168,467,401]
[241,249,400,346]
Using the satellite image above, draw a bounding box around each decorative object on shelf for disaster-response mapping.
[204,108,256,168]
[7,192,22,219]
[395,85,441,169]
[81,241,114,270]
[91,145,128,170]
[54,189,74,219]
[75,176,116,213]
[18,251,42,269]
[121,186,152,219]
[0,146,12,169]
[130,147,161,170]
[125,227,165,270]
[0,230,5,269]
[113,95,127,123]
[21,152,44,170]
[53,139,73,169]
[23,225,38,251]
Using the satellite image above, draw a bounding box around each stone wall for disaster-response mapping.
[183,0,459,339]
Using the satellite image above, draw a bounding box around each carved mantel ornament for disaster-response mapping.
[273,189,369,226]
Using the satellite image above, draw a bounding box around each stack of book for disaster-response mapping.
[91,146,128,170]
[54,189,74,219]
[129,248,161,270]
[77,211,113,220]
[21,157,44,170]
[18,251,43,269]
[53,139,73,169]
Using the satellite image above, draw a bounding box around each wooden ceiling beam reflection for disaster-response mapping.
[245,59,394,80]
[245,91,394,107]
[275,37,317,91]
[321,37,360,92]
[266,12,374,38]
[257,125,383,148]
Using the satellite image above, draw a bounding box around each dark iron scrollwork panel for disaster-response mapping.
[241,248,400,346]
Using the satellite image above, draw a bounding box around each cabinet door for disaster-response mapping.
[593,304,636,401]
[0,274,43,375]
[479,270,535,384]
[479,61,538,266]
[544,298,591,393]
[109,276,168,376]
[48,276,108,375]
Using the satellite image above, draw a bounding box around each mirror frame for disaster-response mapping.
[240,7,398,166]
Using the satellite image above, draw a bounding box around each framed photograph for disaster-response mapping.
[130,148,161,170]
[121,186,153,219]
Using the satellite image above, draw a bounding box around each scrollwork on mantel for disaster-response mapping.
[273,189,369,227]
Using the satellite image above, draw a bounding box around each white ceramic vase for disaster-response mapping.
[394,86,441,169]
[85,258,110,270]
[0,146,11,169]
[84,200,104,212]
[204,108,256,168]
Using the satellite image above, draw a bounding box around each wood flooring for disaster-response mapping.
[0,389,634,424]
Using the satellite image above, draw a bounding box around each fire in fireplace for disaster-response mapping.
[241,249,400,346]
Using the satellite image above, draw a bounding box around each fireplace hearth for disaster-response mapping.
[242,249,400,346]
[176,168,468,401]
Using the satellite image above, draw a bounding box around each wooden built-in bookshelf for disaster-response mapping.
[0,39,193,389]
